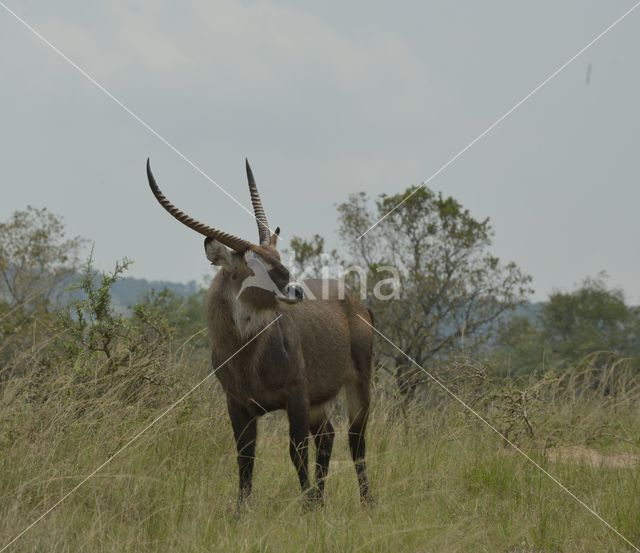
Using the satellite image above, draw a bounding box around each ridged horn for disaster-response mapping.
[146,159,252,253]
[245,158,271,245]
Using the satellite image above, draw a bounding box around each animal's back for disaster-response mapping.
[288,279,373,406]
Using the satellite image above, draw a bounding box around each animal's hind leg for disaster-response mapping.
[309,409,335,500]
[227,398,257,511]
[285,390,315,504]
[345,380,374,504]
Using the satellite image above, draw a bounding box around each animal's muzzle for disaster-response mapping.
[284,282,304,302]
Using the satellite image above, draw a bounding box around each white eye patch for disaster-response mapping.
[244,250,273,271]
[238,251,284,300]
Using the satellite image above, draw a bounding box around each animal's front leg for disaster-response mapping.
[310,413,335,500]
[227,399,257,511]
[285,391,316,504]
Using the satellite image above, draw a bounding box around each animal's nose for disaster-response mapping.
[285,282,304,302]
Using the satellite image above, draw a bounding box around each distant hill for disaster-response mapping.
[509,300,543,324]
[48,273,205,314]
[80,277,544,319]
[110,277,201,311]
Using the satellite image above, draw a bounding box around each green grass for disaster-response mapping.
[1,366,639,553]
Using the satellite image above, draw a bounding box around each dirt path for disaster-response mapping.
[545,446,639,469]
[500,445,640,468]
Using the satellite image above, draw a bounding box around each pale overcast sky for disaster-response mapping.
[1,1,639,300]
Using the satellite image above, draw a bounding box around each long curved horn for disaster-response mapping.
[245,158,271,245]
[146,159,252,253]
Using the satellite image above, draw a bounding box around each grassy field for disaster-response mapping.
[1,339,639,553]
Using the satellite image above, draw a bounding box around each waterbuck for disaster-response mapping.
[146,159,374,507]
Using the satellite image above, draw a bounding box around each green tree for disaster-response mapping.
[287,234,339,279]
[338,186,532,396]
[492,313,546,377]
[541,275,640,365]
[0,207,85,367]
[136,287,208,341]
[55,256,173,391]
[0,206,84,311]
[493,275,640,376]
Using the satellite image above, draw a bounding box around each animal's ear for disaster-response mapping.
[269,226,280,247]
[204,237,232,269]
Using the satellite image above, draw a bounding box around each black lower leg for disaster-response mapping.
[290,436,311,493]
[227,400,257,508]
[313,419,335,496]
[286,397,313,500]
[349,419,373,503]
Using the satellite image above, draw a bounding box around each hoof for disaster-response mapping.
[302,487,323,511]
[234,495,251,519]
[361,493,376,507]
[233,505,245,520]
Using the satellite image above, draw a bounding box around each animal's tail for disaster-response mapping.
[367,307,375,327]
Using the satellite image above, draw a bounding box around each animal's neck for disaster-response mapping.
[217,273,277,341]
[230,298,277,341]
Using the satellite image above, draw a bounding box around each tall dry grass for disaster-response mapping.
[1,300,639,552]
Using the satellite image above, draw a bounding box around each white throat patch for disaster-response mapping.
[231,299,275,340]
